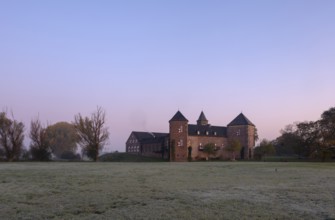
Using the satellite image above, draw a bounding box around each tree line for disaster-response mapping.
[273,106,335,161]
[253,106,335,161]
[0,107,109,162]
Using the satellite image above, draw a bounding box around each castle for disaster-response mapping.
[126,111,256,161]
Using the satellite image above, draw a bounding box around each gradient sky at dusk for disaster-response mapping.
[1,0,334,152]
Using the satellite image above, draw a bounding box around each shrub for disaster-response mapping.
[60,151,81,160]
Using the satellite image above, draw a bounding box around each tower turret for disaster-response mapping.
[227,113,255,159]
[169,111,188,161]
[197,111,208,126]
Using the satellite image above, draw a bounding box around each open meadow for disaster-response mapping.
[0,162,334,220]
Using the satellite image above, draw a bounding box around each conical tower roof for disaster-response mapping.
[197,111,208,125]
[228,113,254,126]
[198,111,207,121]
[169,111,188,122]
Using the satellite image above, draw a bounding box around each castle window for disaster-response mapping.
[236,129,241,136]
[178,126,183,133]
[178,139,183,147]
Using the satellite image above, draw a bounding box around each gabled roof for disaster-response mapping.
[132,131,169,141]
[188,124,227,137]
[198,111,208,121]
[228,113,254,126]
[169,111,188,122]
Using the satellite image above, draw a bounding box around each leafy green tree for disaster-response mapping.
[0,111,25,161]
[295,121,320,155]
[276,122,320,157]
[276,107,335,161]
[203,143,216,160]
[46,122,78,158]
[276,124,306,156]
[275,132,301,156]
[317,107,335,160]
[226,139,241,160]
[73,107,109,161]
[254,139,275,160]
[320,107,335,147]
[29,118,51,161]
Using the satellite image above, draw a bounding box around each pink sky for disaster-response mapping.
[1,1,334,152]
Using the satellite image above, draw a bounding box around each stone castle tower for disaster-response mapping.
[169,111,256,161]
[169,111,189,162]
[227,113,256,159]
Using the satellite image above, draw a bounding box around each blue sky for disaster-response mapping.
[1,0,334,152]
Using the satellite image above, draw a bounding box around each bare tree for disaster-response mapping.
[0,111,25,161]
[73,107,109,161]
[29,117,51,161]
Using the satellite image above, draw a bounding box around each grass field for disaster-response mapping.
[99,152,167,162]
[0,162,334,220]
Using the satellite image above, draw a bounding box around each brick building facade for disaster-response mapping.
[125,132,169,159]
[126,110,256,161]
